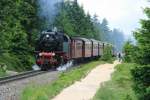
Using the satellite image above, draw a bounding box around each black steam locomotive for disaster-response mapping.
[35,30,67,70]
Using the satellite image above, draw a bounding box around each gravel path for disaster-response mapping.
[52,61,120,100]
[0,71,59,100]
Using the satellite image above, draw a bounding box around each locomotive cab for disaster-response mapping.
[63,34,71,59]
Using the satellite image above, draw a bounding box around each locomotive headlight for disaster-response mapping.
[46,34,49,38]
[39,53,42,56]
[52,53,55,56]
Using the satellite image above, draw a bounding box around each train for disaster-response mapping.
[35,30,115,70]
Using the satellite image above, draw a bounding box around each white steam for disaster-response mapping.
[32,64,41,70]
[57,60,73,71]
[38,0,64,26]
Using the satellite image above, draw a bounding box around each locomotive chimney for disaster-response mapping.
[52,27,58,32]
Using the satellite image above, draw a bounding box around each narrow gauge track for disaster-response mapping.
[0,70,50,84]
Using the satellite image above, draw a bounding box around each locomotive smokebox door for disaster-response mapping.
[35,30,71,70]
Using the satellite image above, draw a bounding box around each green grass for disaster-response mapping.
[93,63,138,100]
[0,70,6,77]
[21,60,105,100]
[0,63,7,77]
[103,57,116,64]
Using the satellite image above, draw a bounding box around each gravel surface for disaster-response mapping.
[0,71,59,100]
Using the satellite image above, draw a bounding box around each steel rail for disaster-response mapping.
[0,70,47,84]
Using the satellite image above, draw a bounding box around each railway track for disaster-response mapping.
[0,70,48,84]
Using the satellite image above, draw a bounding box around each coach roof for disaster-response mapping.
[72,37,91,43]
[90,39,99,43]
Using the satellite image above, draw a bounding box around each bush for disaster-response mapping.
[0,53,34,72]
[131,65,150,100]
[123,41,140,63]
[101,46,113,62]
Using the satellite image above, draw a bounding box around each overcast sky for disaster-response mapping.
[78,0,149,38]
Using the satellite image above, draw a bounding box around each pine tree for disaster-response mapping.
[0,0,40,71]
[133,7,150,64]
[54,1,98,38]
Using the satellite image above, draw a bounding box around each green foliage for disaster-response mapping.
[123,7,150,100]
[21,60,104,100]
[0,63,7,77]
[131,65,150,100]
[93,63,138,100]
[54,9,75,36]
[0,53,34,71]
[101,45,113,62]
[0,0,39,71]
[123,41,139,63]
[124,7,150,65]
[54,1,99,39]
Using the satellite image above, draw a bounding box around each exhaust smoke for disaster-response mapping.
[38,0,64,27]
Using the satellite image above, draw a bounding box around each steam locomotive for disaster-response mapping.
[35,30,114,70]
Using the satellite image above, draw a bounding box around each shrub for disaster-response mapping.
[101,46,113,62]
[0,53,34,72]
[131,65,150,100]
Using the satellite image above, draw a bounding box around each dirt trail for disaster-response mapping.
[52,61,120,100]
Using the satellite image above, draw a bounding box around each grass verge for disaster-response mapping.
[102,57,116,64]
[0,63,7,77]
[21,60,105,100]
[93,63,138,100]
[0,70,6,77]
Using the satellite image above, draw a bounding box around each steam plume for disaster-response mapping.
[38,0,64,27]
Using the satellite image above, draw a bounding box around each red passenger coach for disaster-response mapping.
[70,37,92,59]
[98,41,104,56]
[71,37,83,59]
[91,39,99,57]
[82,38,92,58]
